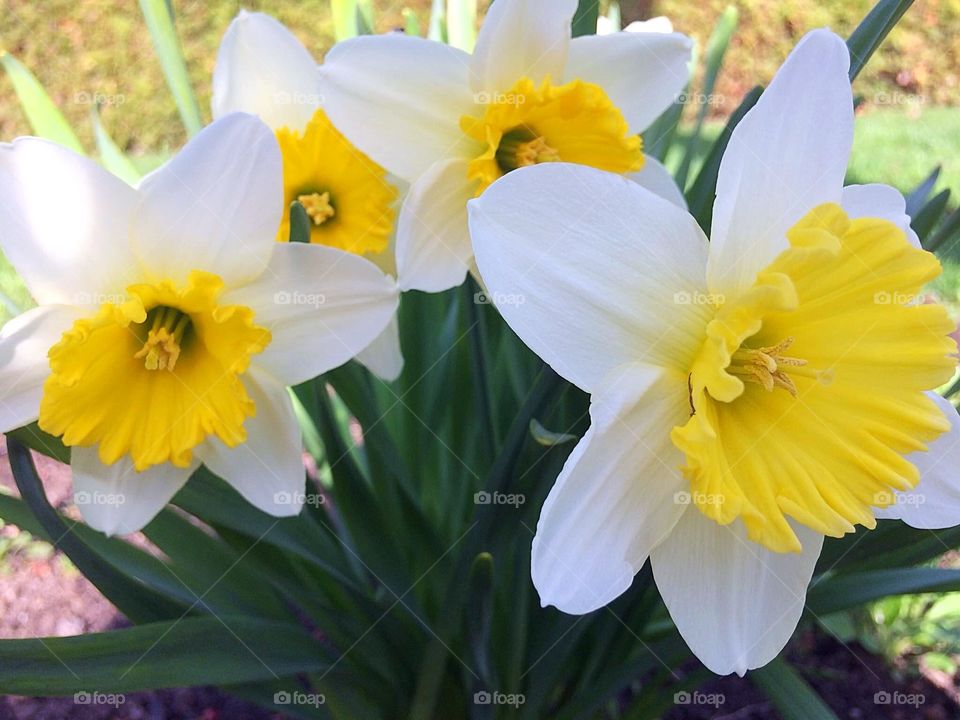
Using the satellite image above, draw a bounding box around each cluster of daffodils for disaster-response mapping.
[0,0,957,678]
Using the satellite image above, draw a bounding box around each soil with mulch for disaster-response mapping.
[0,440,958,719]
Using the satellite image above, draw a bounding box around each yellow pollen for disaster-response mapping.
[133,306,190,372]
[726,337,812,396]
[298,191,336,226]
[501,134,561,170]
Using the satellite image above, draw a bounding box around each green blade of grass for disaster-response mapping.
[0,52,83,153]
[90,106,140,185]
[138,0,203,136]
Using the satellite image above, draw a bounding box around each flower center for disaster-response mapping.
[726,337,820,396]
[298,191,336,226]
[39,271,271,472]
[460,77,644,196]
[495,130,561,173]
[672,204,957,553]
[134,306,192,371]
[275,108,397,257]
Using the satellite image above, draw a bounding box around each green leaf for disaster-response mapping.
[332,0,361,40]
[90,106,140,185]
[138,0,203,135]
[571,0,599,37]
[428,0,447,42]
[6,438,186,623]
[912,188,951,242]
[403,8,422,36]
[289,200,312,243]
[6,423,70,464]
[685,86,762,231]
[675,6,739,190]
[809,568,960,615]
[750,658,839,720]
[905,166,941,218]
[0,616,331,695]
[446,0,477,51]
[846,0,914,82]
[0,52,84,153]
[926,206,960,255]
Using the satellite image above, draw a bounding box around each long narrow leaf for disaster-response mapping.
[0,52,83,153]
[809,568,960,614]
[138,0,203,135]
[846,0,914,81]
[447,0,477,51]
[90,107,140,185]
[750,657,839,720]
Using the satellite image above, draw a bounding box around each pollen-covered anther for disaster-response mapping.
[134,307,191,372]
[727,337,817,397]
[298,191,336,226]
[513,136,561,168]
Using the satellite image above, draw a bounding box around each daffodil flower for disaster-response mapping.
[319,0,692,292]
[211,11,404,381]
[468,30,960,675]
[0,113,398,534]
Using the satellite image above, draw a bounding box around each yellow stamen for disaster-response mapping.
[134,306,190,371]
[497,133,561,172]
[298,191,336,226]
[727,337,811,396]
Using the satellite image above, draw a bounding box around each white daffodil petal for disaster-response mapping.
[397,158,476,293]
[532,363,691,614]
[842,183,920,248]
[468,163,711,394]
[0,305,82,432]
[0,138,140,305]
[875,393,960,528]
[565,32,692,134]
[212,11,321,130]
[71,447,195,536]
[651,511,823,676]
[319,35,477,180]
[627,155,687,209]
[222,242,398,387]
[470,0,578,94]
[135,113,282,288]
[707,29,853,299]
[198,366,305,517]
[355,314,404,381]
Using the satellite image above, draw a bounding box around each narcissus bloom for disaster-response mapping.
[468,30,960,674]
[319,0,692,292]
[0,114,398,534]
[212,10,404,380]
